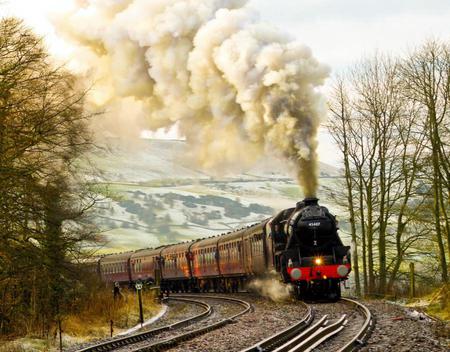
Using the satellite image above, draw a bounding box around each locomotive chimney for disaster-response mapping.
[303,197,319,206]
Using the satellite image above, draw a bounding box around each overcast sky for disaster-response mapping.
[252,0,450,71]
[2,0,450,166]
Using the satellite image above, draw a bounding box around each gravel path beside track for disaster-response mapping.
[167,293,308,352]
[359,301,448,352]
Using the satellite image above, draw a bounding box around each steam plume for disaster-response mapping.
[248,271,293,302]
[53,0,328,196]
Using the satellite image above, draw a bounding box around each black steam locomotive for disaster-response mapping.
[94,198,351,300]
[270,197,351,299]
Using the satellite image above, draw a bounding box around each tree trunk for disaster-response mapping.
[342,122,361,296]
[358,170,368,296]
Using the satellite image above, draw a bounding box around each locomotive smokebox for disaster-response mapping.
[303,197,319,206]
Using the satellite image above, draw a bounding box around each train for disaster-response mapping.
[91,198,351,300]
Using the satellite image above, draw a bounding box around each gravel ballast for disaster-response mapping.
[167,293,308,352]
[360,300,448,352]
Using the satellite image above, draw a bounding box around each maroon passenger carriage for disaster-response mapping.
[130,247,161,283]
[95,198,351,300]
[99,252,133,283]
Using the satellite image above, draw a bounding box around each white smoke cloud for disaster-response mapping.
[52,0,329,196]
[247,271,293,302]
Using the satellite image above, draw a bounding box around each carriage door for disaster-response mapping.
[243,238,252,274]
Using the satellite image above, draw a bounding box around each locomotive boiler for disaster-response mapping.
[94,198,351,300]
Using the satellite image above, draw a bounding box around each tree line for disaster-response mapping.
[0,18,99,337]
[328,40,450,296]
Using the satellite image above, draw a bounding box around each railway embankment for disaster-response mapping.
[359,300,448,351]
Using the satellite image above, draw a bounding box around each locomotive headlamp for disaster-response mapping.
[314,257,322,265]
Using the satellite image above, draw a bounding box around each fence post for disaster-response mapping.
[409,262,415,298]
[58,319,63,352]
[136,282,144,326]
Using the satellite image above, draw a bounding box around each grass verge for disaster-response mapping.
[1,288,161,351]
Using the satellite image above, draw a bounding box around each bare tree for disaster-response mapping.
[327,47,446,296]
[400,40,450,283]
[328,76,361,296]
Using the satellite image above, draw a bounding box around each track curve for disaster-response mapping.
[75,297,211,352]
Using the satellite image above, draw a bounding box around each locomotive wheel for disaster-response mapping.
[328,281,341,301]
[294,282,308,300]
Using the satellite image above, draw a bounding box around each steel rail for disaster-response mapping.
[129,294,252,352]
[241,302,313,352]
[172,294,252,319]
[241,297,373,352]
[288,315,346,352]
[273,315,347,352]
[337,297,374,352]
[75,297,211,352]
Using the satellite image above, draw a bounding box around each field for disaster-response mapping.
[87,138,347,253]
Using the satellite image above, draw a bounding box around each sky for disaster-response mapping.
[1,0,449,166]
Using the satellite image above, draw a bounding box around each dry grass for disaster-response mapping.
[425,284,450,321]
[0,342,26,352]
[0,338,51,352]
[0,288,161,351]
[63,288,160,338]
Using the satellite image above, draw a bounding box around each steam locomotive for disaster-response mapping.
[92,198,351,300]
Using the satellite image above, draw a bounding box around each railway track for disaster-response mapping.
[76,295,251,352]
[75,297,210,352]
[76,293,371,352]
[242,297,373,352]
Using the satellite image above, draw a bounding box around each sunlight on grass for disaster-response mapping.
[425,284,450,321]
[64,289,160,338]
[0,289,161,351]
